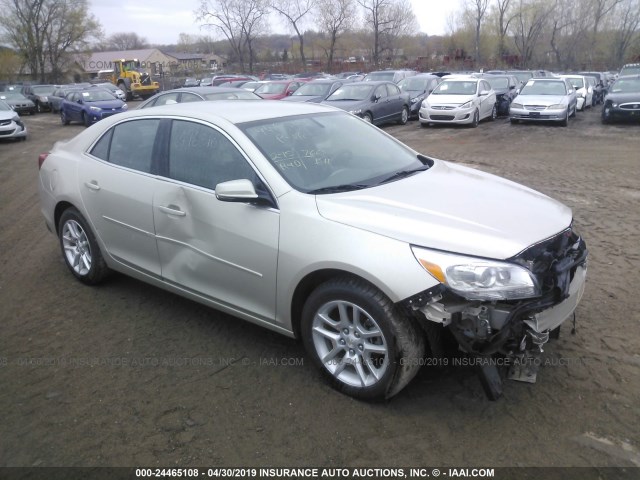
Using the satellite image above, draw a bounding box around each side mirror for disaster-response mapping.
[286,90,293,96]
[77,99,83,104]
[479,90,490,96]
[373,94,381,102]
[215,179,258,202]
[509,85,515,90]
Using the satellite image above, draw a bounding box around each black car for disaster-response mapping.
[21,84,57,113]
[321,80,410,126]
[281,79,347,104]
[478,74,519,116]
[397,74,441,118]
[602,75,640,124]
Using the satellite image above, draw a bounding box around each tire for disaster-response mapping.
[470,109,479,128]
[58,208,109,285]
[362,112,373,124]
[398,106,409,125]
[82,112,91,127]
[301,277,425,400]
[560,110,569,127]
[36,101,43,113]
[490,105,497,121]
[602,107,611,124]
[60,110,70,125]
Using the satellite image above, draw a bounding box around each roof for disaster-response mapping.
[120,99,339,125]
[164,52,205,61]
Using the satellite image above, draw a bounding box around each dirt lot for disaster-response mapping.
[1,103,639,469]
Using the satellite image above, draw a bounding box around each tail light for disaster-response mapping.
[38,153,49,170]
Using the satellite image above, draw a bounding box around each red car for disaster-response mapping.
[254,80,306,100]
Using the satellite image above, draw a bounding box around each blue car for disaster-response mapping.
[60,89,127,126]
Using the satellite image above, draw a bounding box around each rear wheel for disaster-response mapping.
[398,106,409,125]
[58,208,109,285]
[301,277,425,400]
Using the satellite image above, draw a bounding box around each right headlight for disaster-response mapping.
[411,246,541,301]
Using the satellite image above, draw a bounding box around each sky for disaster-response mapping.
[90,0,458,47]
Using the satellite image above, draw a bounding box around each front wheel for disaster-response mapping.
[362,112,373,124]
[60,110,70,125]
[301,277,425,400]
[470,109,479,128]
[560,110,569,127]
[58,208,109,285]
[490,105,497,121]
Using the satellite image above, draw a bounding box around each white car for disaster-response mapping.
[561,75,593,111]
[38,101,588,400]
[0,99,27,140]
[419,76,497,127]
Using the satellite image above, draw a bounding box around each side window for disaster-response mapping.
[387,84,401,96]
[168,120,256,190]
[108,119,160,173]
[154,93,179,106]
[90,129,113,161]
[180,93,202,103]
[375,85,387,99]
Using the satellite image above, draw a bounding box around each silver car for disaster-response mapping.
[0,99,27,140]
[510,78,577,126]
[38,102,587,400]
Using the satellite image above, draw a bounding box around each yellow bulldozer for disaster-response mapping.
[110,59,160,100]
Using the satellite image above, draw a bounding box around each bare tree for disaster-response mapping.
[608,0,640,65]
[315,0,356,71]
[464,0,489,64]
[107,32,149,51]
[197,0,268,72]
[509,0,555,67]
[492,0,515,60]
[270,0,314,67]
[357,0,417,67]
[0,0,100,82]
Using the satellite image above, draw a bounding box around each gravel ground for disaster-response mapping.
[1,102,639,469]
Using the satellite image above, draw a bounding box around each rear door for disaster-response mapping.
[79,118,163,276]
[153,118,280,321]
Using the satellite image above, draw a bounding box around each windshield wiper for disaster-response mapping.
[307,183,370,194]
[375,165,431,185]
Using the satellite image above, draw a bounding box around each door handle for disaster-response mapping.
[159,205,186,217]
[84,181,100,191]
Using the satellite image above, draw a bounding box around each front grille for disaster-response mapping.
[431,106,455,110]
[0,129,16,136]
[430,115,455,120]
[524,105,547,111]
[620,103,640,110]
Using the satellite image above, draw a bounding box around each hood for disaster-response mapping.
[87,99,125,109]
[514,94,566,106]
[606,92,640,103]
[426,94,474,105]
[315,160,572,260]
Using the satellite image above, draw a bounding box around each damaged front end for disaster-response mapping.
[405,227,588,399]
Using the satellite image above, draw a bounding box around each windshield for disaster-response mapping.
[81,90,118,101]
[203,91,260,100]
[0,92,27,100]
[255,82,288,95]
[564,77,584,89]
[0,100,11,111]
[326,84,374,101]
[32,86,56,95]
[239,112,427,193]
[432,80,478,95]
[487,77,509,89]
[620,66,640,76]
[610,78,640,93]
[519,80,567,95]
[398,77,430,92]
[97,84,117,92]
[292,83,332,96]
[365,72,394,82]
